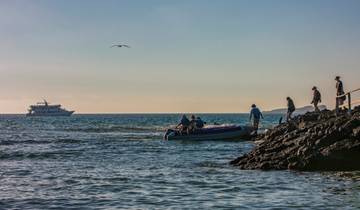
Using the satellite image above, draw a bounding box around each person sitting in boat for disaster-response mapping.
[188,115,197,133]
[176,115,190,133]
[249,104,263,133]
[188,115,206,133]
[195,116,205,129]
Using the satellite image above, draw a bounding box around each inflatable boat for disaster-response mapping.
[164,125,254,141]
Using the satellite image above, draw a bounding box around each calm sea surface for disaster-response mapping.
[0,114,359,209]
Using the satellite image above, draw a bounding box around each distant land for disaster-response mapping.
[263,105,327,115]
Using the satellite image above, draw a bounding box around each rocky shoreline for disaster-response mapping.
[231,106,360,171]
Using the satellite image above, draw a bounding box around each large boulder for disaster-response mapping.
[231,106,360,171]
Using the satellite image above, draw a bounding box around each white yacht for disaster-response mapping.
[26,100,74,117]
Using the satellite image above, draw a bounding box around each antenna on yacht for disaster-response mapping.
[42,99,48,106]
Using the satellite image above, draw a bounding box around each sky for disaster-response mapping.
[1,0,360,113]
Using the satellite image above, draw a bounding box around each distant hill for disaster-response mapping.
[263,105,327,115]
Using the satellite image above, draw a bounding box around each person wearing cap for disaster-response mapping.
[335,76,346,106]
[249,104,264,132]
[286,97,296,121]
[311,86,322,112]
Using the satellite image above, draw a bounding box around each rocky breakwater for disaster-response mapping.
[231,106,360,171]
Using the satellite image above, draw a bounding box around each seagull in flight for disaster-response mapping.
[111,44,130,48]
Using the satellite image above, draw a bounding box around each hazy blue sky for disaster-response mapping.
[1,0,359,113]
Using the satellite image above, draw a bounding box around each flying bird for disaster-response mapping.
[111,44,130,48]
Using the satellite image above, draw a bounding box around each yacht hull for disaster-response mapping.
[26,111,74,117]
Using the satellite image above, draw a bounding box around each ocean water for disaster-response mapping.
[0,114,359,209]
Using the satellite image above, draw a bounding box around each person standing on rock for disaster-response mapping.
[335,76,346,107]
[311,86,322,112]
[286,97,295,121]
[249,104,264,133]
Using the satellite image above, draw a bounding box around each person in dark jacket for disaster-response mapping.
[335,76,346,106]
[189,115,196,132]
[187,115,205,133]
[249,104,264,132]
[177,115,190,133]
[311,86,322,112]
[286,97,295,121]
[195,116,205,129]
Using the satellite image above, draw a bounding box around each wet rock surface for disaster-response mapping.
[231,106,360,171]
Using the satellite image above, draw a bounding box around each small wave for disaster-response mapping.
[0,139,49,145]
[55,138,82,144]
[64,125,167,133]
[195,161,228,169]
[0,138,82,146]
[0,150,83,160]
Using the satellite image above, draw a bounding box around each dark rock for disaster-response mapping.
[231,108,360,171]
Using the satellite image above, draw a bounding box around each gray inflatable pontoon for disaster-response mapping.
[164,125,254,141]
